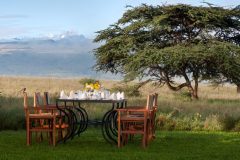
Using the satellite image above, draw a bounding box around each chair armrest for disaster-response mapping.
[24,107,57,116]
[27,106,57,111]
[125,106,145,109]
[44,105,66,110]
[116,108,148,112]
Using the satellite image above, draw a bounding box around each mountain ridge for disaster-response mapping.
[0,33,117,79]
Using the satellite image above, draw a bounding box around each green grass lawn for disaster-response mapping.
[0,128,240,160]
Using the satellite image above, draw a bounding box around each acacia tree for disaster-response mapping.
[211,5,240,93]
[94,4,240,99]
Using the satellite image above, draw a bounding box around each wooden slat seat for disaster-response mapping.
[120,114,145,121]
[29,113,54,118]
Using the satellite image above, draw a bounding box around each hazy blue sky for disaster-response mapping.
[0,0,239,39]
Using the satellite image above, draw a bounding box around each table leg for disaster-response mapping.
[75,102,88,136]
[102,102,123,145]
[56,101,71,143]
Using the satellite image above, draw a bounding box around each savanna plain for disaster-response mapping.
[1,76,240,160]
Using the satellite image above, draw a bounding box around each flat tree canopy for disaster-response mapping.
[94,4,240,99]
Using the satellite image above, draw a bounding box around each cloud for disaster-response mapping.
[0,14,28,19]
[0,27,28,39]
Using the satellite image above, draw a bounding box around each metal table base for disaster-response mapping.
[56,99,127,144]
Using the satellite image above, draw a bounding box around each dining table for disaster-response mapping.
[55,98,127,144]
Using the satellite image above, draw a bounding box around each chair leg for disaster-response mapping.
[48,121,53,145]
[143,119,147,148]
[30,131,32,145]
[58,118,62,141]
[152,116,156,139]
[53,118,56,146]
[40,132,43,142]
[148,120,152,142]
[26,119,30,146]
[35,120,40,143]
[49,132,53,145]
[118,117,121,148]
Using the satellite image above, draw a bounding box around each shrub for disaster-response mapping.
[0,108,25,130]
[79,78,97,86]
[174,90,192,101]
[166,109,180,118]
[111,84,140,97]
[191,113,204,130]
[156,114,176,131]
[233,119,240,131]
[164,119,176,131]
[175,113,204,131]
[156,114,167,129]
[175,117,192,131]
[204,115,222,131]
[218,115,237,131]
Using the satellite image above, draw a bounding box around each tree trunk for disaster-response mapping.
[193,75,199,99]
[191,89,198,99]
[162,71,199,99]
[237,84,240,94]
[188,86,198,100]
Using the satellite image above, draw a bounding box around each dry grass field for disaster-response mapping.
[1,76,240,131]
[0,76,120,97]
[1,76,240,100]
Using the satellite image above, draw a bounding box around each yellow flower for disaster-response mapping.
[85,83,94,90]
[93,81,100,90]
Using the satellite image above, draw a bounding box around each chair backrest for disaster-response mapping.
[23,92,28,109]
[34,92,43,107]
[146,94,154,110]
[153,93,158,108]
[43,92,51,105]
[23,91,31,117]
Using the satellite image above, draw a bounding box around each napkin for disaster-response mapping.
[110,93,117,100]
[60,90,68,99]
[69,90,76,99]
[80,92,87,99]
[101,91,106,99]
[77,91,83,99]
[117,92,125,100]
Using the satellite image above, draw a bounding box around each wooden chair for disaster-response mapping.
[33,92,51,142]
[42,92,69,140]
[125,93,158,140]
[23,91,57,146]
[116,94,154,148]
[151,93,158,139]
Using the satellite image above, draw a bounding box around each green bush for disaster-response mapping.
[79,78,97,86]
[0,108,25,130]
[156,113,176,131]
[166,109,180,118]
[156,114,167,129]
[0,96,26,130]
[218,115,237,131]
[164,119,176,131]
[174,90,192,101]
[175,117,192,131]
[203,115,228,131]
[157,110,203,131]
[170,113,204,131]
[111,84,140,97]
[234,121,240,131]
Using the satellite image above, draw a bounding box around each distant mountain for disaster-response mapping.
[0,52,96,77]
[0,33,117,79]
[0,32,98,54]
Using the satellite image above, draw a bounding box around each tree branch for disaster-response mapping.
[163,71,189,91]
